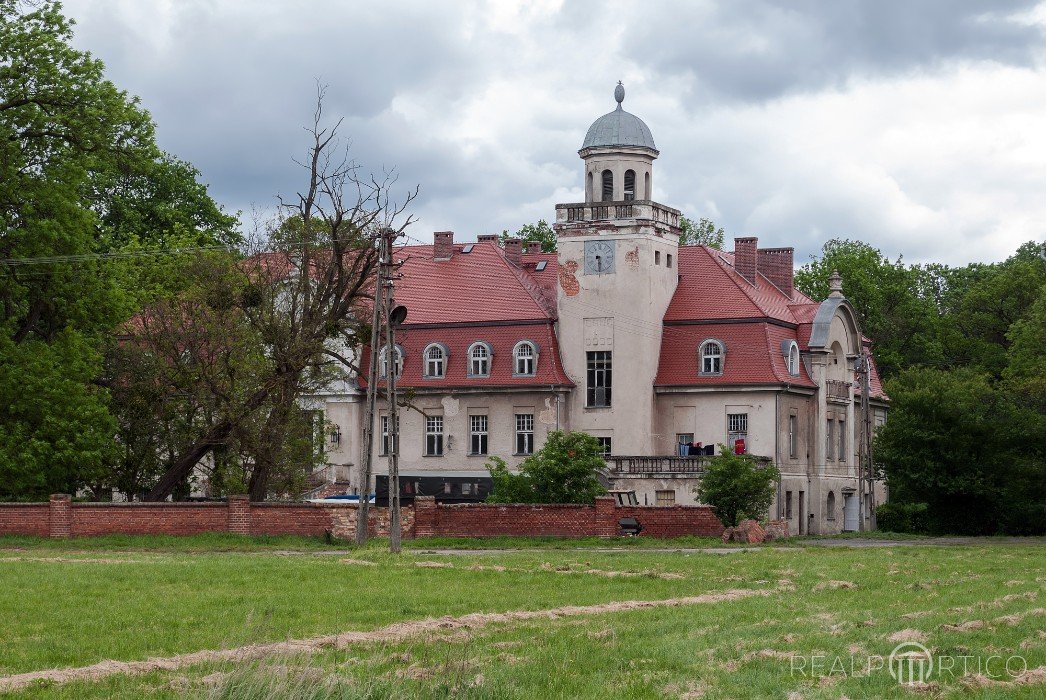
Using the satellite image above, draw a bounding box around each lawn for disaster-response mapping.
[0,535,1042,698]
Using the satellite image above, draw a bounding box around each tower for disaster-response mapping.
[554,83,682,456]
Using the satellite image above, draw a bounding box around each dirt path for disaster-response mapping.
[0,588,769,692]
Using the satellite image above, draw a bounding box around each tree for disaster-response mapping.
[678,216,725,249]
[142,90,416,501]
[486,431,608,504]
[500,219,556,253]
[697,447,780,527]
[0,2,233,499]
[875,367,1045,535]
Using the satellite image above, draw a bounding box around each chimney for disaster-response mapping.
[757,247,794,298]
[734,237,758,284]
[477,234,498,243]
[433,231,454,261]
[503,238,522,267]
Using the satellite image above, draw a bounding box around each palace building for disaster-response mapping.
[309,84,888,535]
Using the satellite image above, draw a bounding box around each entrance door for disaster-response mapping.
[843,494,858,531]
[798,491,805,535]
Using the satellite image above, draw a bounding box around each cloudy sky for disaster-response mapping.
[63,0,1046,265]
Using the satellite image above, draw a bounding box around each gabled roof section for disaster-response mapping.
[665,246,813,324]
[392,242,553,324]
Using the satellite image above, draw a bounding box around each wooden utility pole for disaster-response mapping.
[862,352,875,530]
[354,236,385,546]
[382,229,403,553]
[856,352,872,531]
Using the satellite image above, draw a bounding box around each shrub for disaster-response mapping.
[486,430,607,504]
[875,501,930,534]
[696,446,780,527]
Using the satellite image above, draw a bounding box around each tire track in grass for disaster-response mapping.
[0,588,772,692]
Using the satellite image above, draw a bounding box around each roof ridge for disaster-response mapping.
[491,244,558,319]
[700,246,764,316]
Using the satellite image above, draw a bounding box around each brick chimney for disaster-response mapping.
[757,247,794,298]
[734,237,758,284]
[433,231,454,261]
[477,234,498,243]
[503,238,522,267]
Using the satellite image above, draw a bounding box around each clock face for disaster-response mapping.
[584,240,615,275]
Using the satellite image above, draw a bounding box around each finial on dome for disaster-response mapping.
[614,81,624,109]
[828,269,844,297]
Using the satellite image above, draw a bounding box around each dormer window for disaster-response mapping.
[468,342,492,377]
[424,343,446,378]
[699,340,724,375]
[379,345,403,379]
[514,341,537,376]
[624,169,635,201]
[787,341,800,377]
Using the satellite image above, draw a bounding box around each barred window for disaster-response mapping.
[727,413,747,447]
[469,414,488,456]
[425,415,444,456]
[515,413,534,455]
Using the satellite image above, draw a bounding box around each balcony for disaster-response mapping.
[555,200,681,229]
[826,380,851,403]
[604,454,772,476]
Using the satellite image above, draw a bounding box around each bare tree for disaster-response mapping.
[139,88,416,501]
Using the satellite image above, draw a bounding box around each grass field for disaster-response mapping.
[0,535,1043,698]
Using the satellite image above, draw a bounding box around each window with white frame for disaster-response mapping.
[425,415,444,456]
[596,436,612,456]
[787,342,800,376]
[469,414,488,455]
[700,340,723,375]
[515,413,534,455]
[514,341,536,375]
[379,414,399,456]
[788,413,798,458]
[379,346,403,379]
[424,344,445,378]
[468,343,490,376]
[727,413,747,447]
[826,418,835,461]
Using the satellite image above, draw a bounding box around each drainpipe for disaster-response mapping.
[775,392,783,520]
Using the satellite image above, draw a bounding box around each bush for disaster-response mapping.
[875,501,930,534]
[697,446,780,527]
[485,431,607,504]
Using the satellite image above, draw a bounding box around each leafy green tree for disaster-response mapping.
[500,219,556,253]
[678,216,725,249]
[486,431,608,504]
[696,447,780,527]
[875,367,1045,535]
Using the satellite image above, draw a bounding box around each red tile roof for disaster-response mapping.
[654,322,815,388]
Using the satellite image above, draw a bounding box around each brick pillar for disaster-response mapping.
[49,494,72,539]
[594,496,617,538]
[413,496,437,538]
[227,495,250,535]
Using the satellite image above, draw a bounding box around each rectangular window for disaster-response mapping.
[655,250,661,265]
[788,414,797,458]
[826,419,835,461]
[461,482,473,496]
[785,491,793,519]
[727,413,748,447]
[515,413,535,455]
[379,415,398,456]
[838,419,846,464]
[586,351,612,407]
[425,415,444,456]
[469,414,488,455]
[667,253,673,268]
[655,489,676,507]
[596,436,612,456]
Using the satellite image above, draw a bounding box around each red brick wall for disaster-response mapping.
[615,505,725,538]
[71,503,228,536]
[0,503,49,536]
[431,502,597,538]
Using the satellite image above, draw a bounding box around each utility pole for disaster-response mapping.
[355,235,385,546]
[855,353,872,531]
[862,351,875,530]
[382,228,403,554]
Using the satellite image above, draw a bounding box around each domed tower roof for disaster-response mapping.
[581,82,658,153]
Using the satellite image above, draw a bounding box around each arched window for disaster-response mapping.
[586,171,593,201]
[788,342,800,377]
[424,343,445,378]
[624,170,635,201]
[468,342,491,377]
[826,491,836,521]
[379,346,403,379]
[601,169,613,201]
[644,171,650,199]
[699,340,724,375]
[514,341,537,375]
